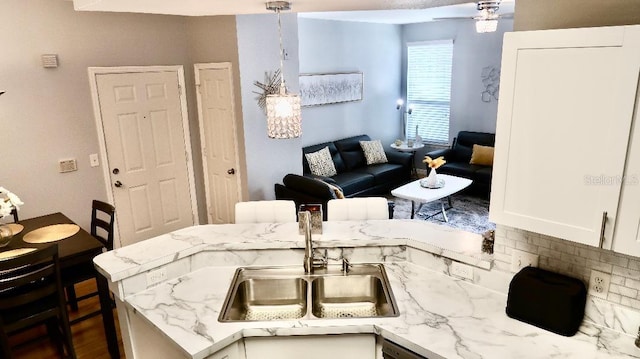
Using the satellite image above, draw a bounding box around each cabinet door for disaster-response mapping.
[612,85,640,256]
[490,25,640,247]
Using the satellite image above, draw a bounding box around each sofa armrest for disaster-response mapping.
[303,173,338,186]
[425,148,453,159]
[385,151,412,168]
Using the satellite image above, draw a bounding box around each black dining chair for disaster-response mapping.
[0,244,77,359]
[9,208,18,223]
[65,200,115,316]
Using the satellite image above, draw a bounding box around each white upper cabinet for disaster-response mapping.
[490,25,640,252]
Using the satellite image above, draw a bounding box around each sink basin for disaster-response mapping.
[311,275,395,318]
[219,268,308,321]
[218,264,399,322]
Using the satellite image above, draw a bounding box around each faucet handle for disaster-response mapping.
[342,257,351,274]
[312,249,328,269]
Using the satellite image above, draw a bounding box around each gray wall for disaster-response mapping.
[0,0,191,229]
[186,16,250,210]
[514,0,640,31]
[298,18,403,147]
[236,14,302,200]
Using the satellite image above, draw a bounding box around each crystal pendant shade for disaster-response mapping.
[476,19,498,33]
[263,0,301,139]
[266,92,301,139]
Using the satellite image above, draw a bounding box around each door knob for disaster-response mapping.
[227,168,235,175]
[114,181,123,188]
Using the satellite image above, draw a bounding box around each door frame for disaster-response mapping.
[88,65,199,247]
[194,62,244,223]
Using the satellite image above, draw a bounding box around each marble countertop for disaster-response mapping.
[94,220,490,283]
[95,220,640,359]
[125,261,640,359]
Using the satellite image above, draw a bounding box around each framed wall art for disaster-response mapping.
[299,72,363,107]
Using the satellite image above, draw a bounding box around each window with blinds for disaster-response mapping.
[406,40,454,145]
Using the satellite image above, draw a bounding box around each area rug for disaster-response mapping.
[391,194,496,234]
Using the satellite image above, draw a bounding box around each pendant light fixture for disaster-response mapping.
[265,1,302,139]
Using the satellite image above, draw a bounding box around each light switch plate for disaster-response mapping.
[511,250,539,272]
[89,153,99,167]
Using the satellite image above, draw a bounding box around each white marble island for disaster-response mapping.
[94,220,640,359]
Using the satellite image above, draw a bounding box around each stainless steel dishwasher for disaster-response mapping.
[382,339,430,359]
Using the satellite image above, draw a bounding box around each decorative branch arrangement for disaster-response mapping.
[253,69,282,114]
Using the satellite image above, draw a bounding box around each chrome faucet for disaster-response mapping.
[301,210,326,273]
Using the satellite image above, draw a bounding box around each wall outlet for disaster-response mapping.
[511,250,539,272]
[146,267,167,287]
[450,261,474,281]
[588,270,611,299]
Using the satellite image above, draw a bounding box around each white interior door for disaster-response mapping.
[195,63,242,224]
[90,67,198,247]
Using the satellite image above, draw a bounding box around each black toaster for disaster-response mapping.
[506,266,587,336]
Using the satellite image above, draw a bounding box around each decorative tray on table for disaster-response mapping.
[420,178,445,189]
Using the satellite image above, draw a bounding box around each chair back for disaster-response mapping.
[234,200,296,224]
[9,208,18,223]
[0,245,75,358]
[327,197,389,221]
[91,200,115,250]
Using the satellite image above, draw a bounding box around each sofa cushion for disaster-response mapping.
[334,135,370,170]
[437,162,486,179]
[303,142,346,174]
[360,140,388,165]
[305,146,337,177]
[330,172,375,195]
[358,163,407,186]
[451,131,496,163]
[470,144,495,166]
[475,167,493,184]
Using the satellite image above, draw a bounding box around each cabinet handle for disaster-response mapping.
[599,211,608,248]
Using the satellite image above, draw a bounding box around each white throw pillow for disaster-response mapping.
[360,140,388,165]
[305,146,337,177]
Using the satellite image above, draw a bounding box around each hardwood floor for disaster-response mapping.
[8,279,125,359]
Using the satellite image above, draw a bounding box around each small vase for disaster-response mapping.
[0,224,14,248]
[426,168,438,187]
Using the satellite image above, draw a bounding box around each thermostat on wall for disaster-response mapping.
[42,54,58,68]
[59,159,77,173]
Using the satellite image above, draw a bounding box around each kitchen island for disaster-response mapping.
[94,220,640,359]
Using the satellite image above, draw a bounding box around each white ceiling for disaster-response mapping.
[300,1,514,25]
[71,0,515,20]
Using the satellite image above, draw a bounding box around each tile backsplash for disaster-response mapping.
[494,224,640,311]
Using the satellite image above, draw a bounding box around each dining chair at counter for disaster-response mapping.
[0,244,77,359]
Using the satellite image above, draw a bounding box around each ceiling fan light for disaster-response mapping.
[476,19,498,33]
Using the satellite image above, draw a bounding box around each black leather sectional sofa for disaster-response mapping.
[275,134,412,218]
[425,131,495,196]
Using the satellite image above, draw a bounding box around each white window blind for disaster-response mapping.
[406,40,453,145]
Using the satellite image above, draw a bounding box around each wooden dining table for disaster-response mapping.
[1,212,120,359]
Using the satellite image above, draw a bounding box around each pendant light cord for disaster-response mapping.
[277,8,286,95]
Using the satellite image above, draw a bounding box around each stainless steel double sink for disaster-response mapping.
[219,264,399,322]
